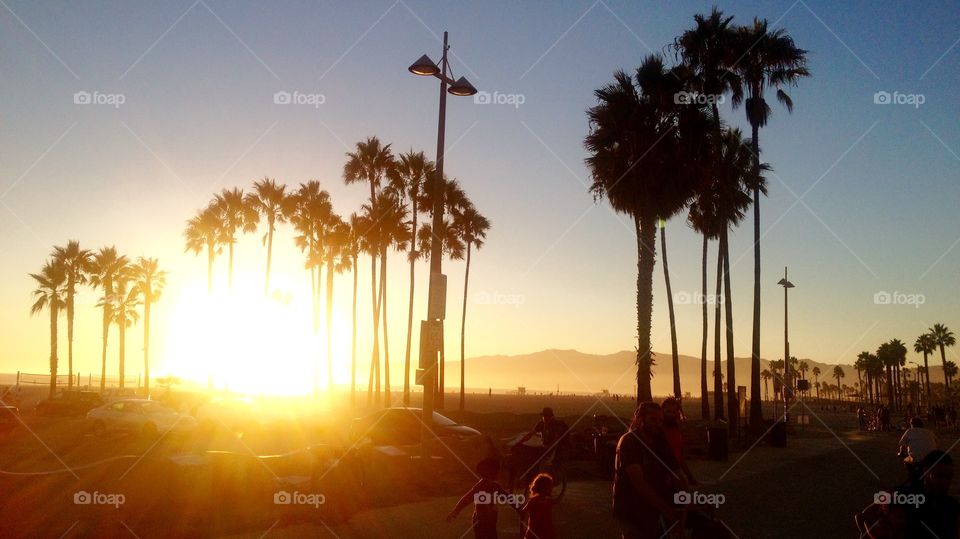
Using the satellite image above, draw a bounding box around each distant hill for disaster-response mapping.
[448,349,946,396]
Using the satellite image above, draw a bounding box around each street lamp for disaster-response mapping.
[777,267,795,426]
[408,31,476,458]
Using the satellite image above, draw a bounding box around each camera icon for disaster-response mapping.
[273,91,291,105]
[473,91,491,105]
[874,291,892,305]
[873,91,891,105]
[673,91,691,105]
[474,291,491,305]
[674,490,692,505]
[274,490,291,504]
[874,491,891,505]
[473,491,492,504]
[73,91,92,105]
[74,490,91,504]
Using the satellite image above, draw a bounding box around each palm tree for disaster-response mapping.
[733,18,808,422]
[89,247,127,391]
[372,191,411,403]
[104,264,140,392]
[812,366,821,399]
[324,214,350,393]
[658,219,681,399]
[945,361,959,389]
[30,260,66,397]
[585,56,702,402]
[930,324,956,389]
[51,241,91,390]
[888,339,908,409]
[388,150,434,405]
[344,137,396,407]
[761,368,772,401]
[452,202,490,411]
[132,257,166,396]
[346,213,363,407]
[915,333,936,403]
[213,187,258,290]
[687,199,718,419]
[246,178,293,296]
[184,205,224,294]
[833,365,845,401]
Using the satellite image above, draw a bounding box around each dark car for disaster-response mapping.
[36,391,104,418]
[0,405,20,432]
[349,407,481,446]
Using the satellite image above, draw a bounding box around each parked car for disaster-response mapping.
[0,405,20,433]
[349,407,482,446]
[36,391,104,418]
[87,399,197,437]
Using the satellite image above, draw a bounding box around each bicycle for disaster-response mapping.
[505,443,568,502]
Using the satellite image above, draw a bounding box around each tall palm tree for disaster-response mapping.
[344,137,395,407]
[658,219,681,399]
[388,150,434,405]
[105,264,139,392]
[946,361,959,389]
[833,366,845,401]
[915,333,936,403]
[930,324,956,389]
[812,366,821,399]
[51,241,91,390]
[585,56,702,402]
[452,202,490,411]
[30,260,66,397]
[688,197,718,419]
[733,18,808,423]
[89,247,127,391]
[213,187,258,290]
[374,191,411,403]
[760,368,771,401]
[132,257,166,397]
[184,205,224,294]
[246,178,293,296]
[346,213,363,407]
[324,214,350,393]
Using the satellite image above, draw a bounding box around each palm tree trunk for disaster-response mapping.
[634,214,656,403]
[228,242,235,291]
[49,305,58,398]
[326,257,335,393]
[367,253,380,407]
[206,242,214,295]
[264,220,275,296]
[886,365,894,408]
[661,224,680,399]
[351,256,358,408]
[119,304,126,392]
[403,202,418,405]
[381,250,390,402]
[67,286,74,391]
[923,351,931,403]
[941,345,949,389]
[749,115,763,430]
[311,263,320,397]
[713,239,724,420]
[460,243,472,411]
[722,228,737,433]
[143,298,151,397]
[700,235,710,419]
[100,306,109,393]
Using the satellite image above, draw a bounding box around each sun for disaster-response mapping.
[161,274,350,396]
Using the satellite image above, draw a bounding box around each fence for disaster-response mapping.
[16,371,141,390]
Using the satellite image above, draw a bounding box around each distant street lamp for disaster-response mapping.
[777,267,795,426]
[408,31,476,458]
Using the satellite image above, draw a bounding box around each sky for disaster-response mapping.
[1,0,959,390]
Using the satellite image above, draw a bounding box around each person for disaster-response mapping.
[857,450,960,538]
[520,473,555,539]
[613,402,684,538]
[515,407,569,469]
[447,457,511,539]
[857,406,868,431]
[898,417,938,463]
[661,397,697,485]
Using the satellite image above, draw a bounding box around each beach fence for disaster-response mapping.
[16,371,141,391]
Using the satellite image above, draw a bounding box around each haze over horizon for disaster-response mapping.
[2,1,960,390]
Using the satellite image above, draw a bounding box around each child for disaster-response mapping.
[520,473,555,539]
[447,457,508,539]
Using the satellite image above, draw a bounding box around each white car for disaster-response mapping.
[87,399,197,437]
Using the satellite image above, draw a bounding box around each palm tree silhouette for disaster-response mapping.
[915,333,936,402]
[585,56,702,402]
[687,200,717,419]
[213,187,258,290]
[388,150,434,405]
[945,361,959,388]
[833,365,845,401]
[344,137,395,407]
[324,214,350,393]
[812,365,821,399]
[346,213,363,407]
[761,368,771,401]
[658,219,682,399]
[732,17,808,423]
[452,201,490,411]
[89,247,128,392]
[51,241,91,390]
[246,178,293,296]
[184,205,224,294]
[103,264,139,392]
[930,324,956,389]
[132,257,166,396]
[370,191,410,403]
[30,260,66,397]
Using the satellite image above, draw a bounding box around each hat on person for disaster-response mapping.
[541,407,554,417]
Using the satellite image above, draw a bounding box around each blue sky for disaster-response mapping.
[1,0,959,383]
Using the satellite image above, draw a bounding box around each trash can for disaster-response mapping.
[770,420,787,447]
[706,425,729,461]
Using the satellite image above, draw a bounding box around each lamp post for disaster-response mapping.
[777,267,795,425]
[408,31,476,459]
